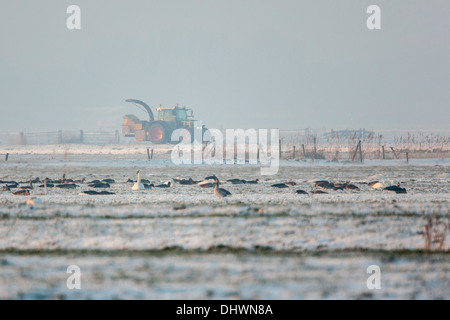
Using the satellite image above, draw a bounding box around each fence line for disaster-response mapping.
[0,129,448,161]
[0,130,121,146]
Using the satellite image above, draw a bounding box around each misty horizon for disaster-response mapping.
[1,1,449,133]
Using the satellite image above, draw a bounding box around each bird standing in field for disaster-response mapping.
[311,190,328,194]
[12,189,30,196]
[368,181,383,189]
[56,183,77,189]
[132,170,145,191]
[155,181,173,188]
[173,177,199,185]
[227,178,246,185]
[315,181,334,189]
[214,179,232,198]
[80,190,115,196]
[271,183,289,188]
[343,183,360,191]
[197,177,217,188]
[383,183,407,194]
[88,182,111,189]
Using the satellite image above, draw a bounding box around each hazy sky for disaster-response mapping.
[0,0,449,132]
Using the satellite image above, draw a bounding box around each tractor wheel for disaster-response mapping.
[148,123,167,144]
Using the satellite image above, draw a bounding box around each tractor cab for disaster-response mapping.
[157,106,194,129]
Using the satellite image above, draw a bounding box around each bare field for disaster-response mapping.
[0,151,449,299]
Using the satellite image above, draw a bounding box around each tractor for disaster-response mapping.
[122,99,207,144]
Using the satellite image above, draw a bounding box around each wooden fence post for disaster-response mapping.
[257,146,260,163]
[313,137,317,159]
[390,147,399,159]
[352,140,362,162]
[279,139,282,159]
[359,141,363,162]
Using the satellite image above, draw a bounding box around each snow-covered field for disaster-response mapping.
[0,146,449,299]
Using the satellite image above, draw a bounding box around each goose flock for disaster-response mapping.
[0,170,410,203]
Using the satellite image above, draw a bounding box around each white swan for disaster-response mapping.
[132,170,145,191]
[369,182,384,189]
